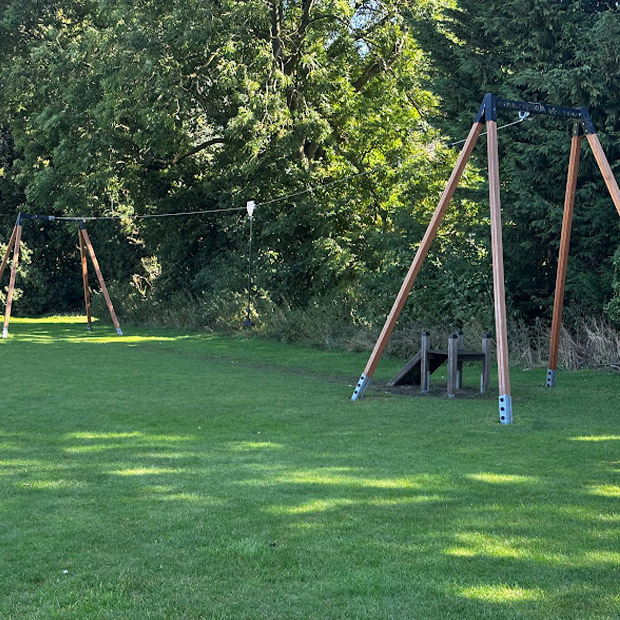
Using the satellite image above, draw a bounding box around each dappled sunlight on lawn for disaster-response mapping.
[587,484,620,497]
[15,479,87,491]
[227,441,285,452]
[570,435,620,442]
[2,427,619,620]
[267,498,355,514]
[5,316,209,345]
[457,584,544,602]
[154,492,219,504]
[554,504,620,523]
[583,551,620,565]
[67,431,143,440]
[64,431,196,443]
[62,431,198,455]
[441,518,620,574]
[465,472,540,484]
[267,494,444,515]
[0,459,47,472]
[108,467,184,476]
[445,532,528,560]
[1,322,619,619]
[237,469,443,490]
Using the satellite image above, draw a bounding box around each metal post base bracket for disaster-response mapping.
[351,374,370,401]
[1,327,7,339]
[546,369,556,388]
[499,394,513,424]
[116,327,123,336]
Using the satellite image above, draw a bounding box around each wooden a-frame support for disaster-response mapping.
[0,214,122,338]
[351,93,620,424]
[547,129,620,386]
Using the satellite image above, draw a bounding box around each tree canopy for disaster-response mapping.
[411,0,620,322]
[1,0,620,335]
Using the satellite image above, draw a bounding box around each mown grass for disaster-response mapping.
[0,317,618,619]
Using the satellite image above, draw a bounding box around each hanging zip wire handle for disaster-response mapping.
[242,201,255,327]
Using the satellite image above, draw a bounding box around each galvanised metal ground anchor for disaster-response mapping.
[546,369,556,387]
[351,374,370,400]
[499,395,513,424]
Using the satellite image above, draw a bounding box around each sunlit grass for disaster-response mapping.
[10,315,96,324]
[269,494,443,515]
[260,471,426,488]
[466,472,539,484]
[108,467,183,476]
[588,484,620,497]
[571,435,620,442]
[228,441,285,451]
[458,585,544,602]
[0,317,619,619]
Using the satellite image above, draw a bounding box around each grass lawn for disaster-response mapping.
[0,316,618,619]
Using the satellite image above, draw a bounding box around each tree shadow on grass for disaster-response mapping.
[0,425,619,619]
[0,318,618,618]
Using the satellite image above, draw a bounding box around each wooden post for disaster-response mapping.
[351,121,484,400]
[447,333,459,398]
[456,329,464,388]
[481,333,492,394]
[78,228,93,331]
[487,120,512,424]
[2,219,23,339]
[79,223,123,335]
[420,330,430,392]
[586,133,620,218]
[547,130,582,387]
[0,226,18,284]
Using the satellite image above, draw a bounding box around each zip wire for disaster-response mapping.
[254,165,385,208]
[18,114,531,222]
[51,206,246,221]
[446,115,529,148]
[250,115,531,209]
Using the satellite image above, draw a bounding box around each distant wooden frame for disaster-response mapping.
[0,215,122,338]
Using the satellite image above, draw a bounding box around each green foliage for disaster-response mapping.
[1,0,490,330]
[410,0,620,324]
[13,1,620,333]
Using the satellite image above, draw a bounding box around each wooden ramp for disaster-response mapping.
[388,350,448,386]
[388,331,492,395]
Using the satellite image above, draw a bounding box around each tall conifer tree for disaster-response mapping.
[411,0,620,322]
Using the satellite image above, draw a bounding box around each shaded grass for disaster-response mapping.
[0,317,618,619]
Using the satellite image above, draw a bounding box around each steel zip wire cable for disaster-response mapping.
[22,117,529,221]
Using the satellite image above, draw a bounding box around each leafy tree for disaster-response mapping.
[0,0,493,332]
[410,0,620,324]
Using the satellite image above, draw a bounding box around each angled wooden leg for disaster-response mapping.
[0,226,17,284]
[351,121,484,400]
[547,131,582,387]
[79,223,123,335]
[78,228,93,331]
[586,133,620,217]
[487,120,512,424]
[2,222,23,339]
